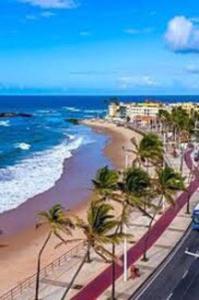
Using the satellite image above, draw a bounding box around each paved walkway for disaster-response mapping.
[72,148,199,300]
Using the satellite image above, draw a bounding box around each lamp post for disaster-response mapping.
[122,146,129,282]
[180,143,185,175]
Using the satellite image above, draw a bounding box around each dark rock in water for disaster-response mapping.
[0,112,33,118]
[18,113,32,118]
[65,118,80,125]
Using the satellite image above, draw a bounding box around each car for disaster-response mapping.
[194,151,199,162]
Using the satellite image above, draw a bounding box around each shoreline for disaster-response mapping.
[0,120,140,294]
[82,119,141,169]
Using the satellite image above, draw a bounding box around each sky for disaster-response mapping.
[0,0,199,95]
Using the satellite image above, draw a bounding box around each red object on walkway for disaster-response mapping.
[72,149,198,300]
[130,265,140,279]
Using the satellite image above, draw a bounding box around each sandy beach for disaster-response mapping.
[0,120,141,295]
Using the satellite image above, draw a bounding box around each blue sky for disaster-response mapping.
[1,0,199,95]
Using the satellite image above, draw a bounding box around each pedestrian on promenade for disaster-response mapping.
[130,265,140,279]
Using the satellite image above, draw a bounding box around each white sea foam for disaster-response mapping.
[0,120,10,127]
[36,109,56,115]
[0,137,84,213]
[83,109,106,114]
[15,143,31,151]
[67,134,76,140]
[64,106,80,112]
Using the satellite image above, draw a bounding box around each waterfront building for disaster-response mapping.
[107,101,199,126]
[107,101,166,126]
[169,102,199,115]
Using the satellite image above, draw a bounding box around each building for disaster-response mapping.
[126,102,164,121]
[107,102,127,120]
[107,101,166,125]
[107,100,199,127]
[108,102,119,118]
[170,102,199,115]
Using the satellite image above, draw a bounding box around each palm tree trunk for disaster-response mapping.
[86,243,91,263]
[180,146,185,174]
[186,169,193,215]
[186,194,190,215]
[35,232,52,300]
[142,195,163,261]
[60,247,89,300]
[142,216,154,262]
[111,243,116,300]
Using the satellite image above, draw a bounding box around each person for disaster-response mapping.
[130,265,140,279]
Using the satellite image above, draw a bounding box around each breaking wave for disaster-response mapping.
[64,106,81,112]
[0,137,84,213]
[15,143,31,151]
[0,120,10,127]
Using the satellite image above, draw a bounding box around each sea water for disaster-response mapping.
[0,96,108,213]
[0,95,198,213]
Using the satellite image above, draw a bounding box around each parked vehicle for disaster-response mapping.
[194,151,199,162]
[192,203,199,230]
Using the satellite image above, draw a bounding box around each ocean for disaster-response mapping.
[0,95,198,214]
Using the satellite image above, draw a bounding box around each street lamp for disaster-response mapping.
[122,146,129,282]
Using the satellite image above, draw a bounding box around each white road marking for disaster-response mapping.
[182,270,188,279]
[134,226,192,300]
[166,292,173,300]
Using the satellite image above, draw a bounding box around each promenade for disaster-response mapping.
[72,149,199,300]
[1,145,198,300]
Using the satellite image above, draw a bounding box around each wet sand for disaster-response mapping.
[0,120,141,294]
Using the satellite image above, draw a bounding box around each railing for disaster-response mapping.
[0,241,85,300]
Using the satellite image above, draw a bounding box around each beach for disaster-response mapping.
[0,120,141,295]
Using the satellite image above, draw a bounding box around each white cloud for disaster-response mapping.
[25,10,55,20]
[165,16,199,53]
[80,31,91,36]
[25,14,38,20]
[124,27,153,35]
[41,11,55,17]
[124,28,140,35]
[119,75,158,89]
[21,0,78,9]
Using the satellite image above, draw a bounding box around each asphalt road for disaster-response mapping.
[131,227,199,300]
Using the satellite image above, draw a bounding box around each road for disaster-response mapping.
[131,227,199,300]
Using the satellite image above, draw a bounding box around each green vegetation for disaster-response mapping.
[131,133,163,167]
[60,202,124,300]
[34,127,189,299]
[35,204,74,300]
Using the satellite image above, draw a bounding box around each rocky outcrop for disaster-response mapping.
[65,118,80,125]
[0,112,33,118]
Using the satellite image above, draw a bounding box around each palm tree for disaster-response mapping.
[131,133,164,168]
[142,166,185,261]
[158,109,172,136]
[124,167,150,196]
[35,204,74,300]
[60,202,123,300]
[156,165,185,208]
[120,167,153,216]
[171,107,191,145]
[92,166,119,200]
